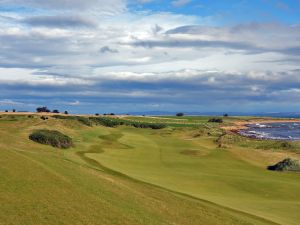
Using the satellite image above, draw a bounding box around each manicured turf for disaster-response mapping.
[0,114,299,225]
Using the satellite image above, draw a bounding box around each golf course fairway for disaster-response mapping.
[0,114,299,225]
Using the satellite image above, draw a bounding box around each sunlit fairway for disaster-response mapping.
[0,114,299,225]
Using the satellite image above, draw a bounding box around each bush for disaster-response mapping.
[29,130,73,149]
[208,118,223,123]
[37,106,51,113]
[280,141,293,149]
[89,117,123,127]
[40,116,48,120]
[52,109,59,113]
[131,122,166,129]
[176,112,184,117]
[64,111,69,115]
[89,117,166,129]
[268,158,300,172]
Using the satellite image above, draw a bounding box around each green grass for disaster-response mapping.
[83,125,300,225]
[0,115,299,225]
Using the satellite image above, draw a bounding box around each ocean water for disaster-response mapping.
[239,122,300,140]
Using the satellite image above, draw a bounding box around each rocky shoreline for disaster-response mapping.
[222,119,300,133]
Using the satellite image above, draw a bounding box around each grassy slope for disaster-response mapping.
[83,124,300,225]
[0,115,276,225]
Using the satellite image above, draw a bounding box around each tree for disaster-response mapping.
[52,109,59,113]
[176,112,184,117]
[95,113,99,116]
[5,110,8,112]
[64,111,69,115]
[12,109,16,112]
[36,106,50,113]
[223,113,228,117]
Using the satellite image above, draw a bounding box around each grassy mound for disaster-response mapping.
[53,115,92,126]
[268,158,300,171]
[90,117,166,129]
[89,117,124,127]
[29,130,73,149]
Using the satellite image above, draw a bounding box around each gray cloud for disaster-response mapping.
[130,38,262,53]
[1,69,300,113]
[23,15,96,28]
[100,46,119,53]
[129,23,300,56]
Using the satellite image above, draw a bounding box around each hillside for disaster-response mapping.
[0,114,299,225]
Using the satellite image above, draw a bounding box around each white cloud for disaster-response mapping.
[0,1,300,112]
[68,100,81,106]
[0,99,23,105]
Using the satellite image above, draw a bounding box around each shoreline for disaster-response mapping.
[222,119,300,133]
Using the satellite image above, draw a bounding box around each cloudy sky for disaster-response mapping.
[1,0,300,114]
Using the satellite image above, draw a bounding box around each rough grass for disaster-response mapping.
[29,129,73,149]
[52,115,93,126]
[216,132,300,153]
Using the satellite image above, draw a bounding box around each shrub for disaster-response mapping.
[29,130,73,149]
[280,141,293,149]
[12,109,16,112]
[176,112,184,117]
[208,118,223,123]
[268,158,300,172]
[223,113,228,117]
[90,117,123,127]
[131,122,166,129]
[40,116,48,120]
[64,111,69,115]
[52,109,59,113]
[37,106,50,113]
[95,113,99,116]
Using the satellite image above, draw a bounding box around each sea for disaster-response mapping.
[239,122,300,141]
